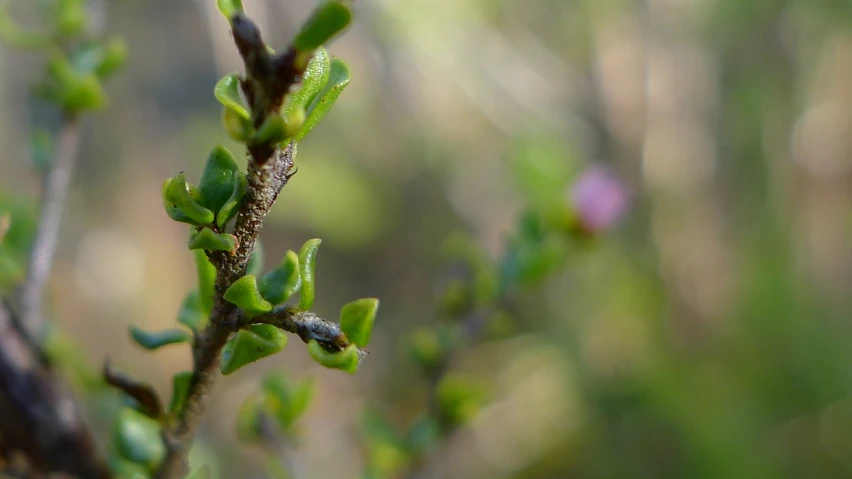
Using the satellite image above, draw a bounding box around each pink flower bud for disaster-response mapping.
[569,166,629,233]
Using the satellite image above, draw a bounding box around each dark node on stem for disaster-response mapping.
[103,359,164,419]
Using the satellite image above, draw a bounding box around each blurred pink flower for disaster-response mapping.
[569,166,629,233]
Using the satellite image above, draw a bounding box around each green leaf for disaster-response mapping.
[307,340,360,373]
[259,250,301,305]
[224,275,273,316]
[214,73,250,120]
[96,39,128,78]
[236,392,264,442]
[284,48,330,120]
[169,371,192,416]
[162,174,214,226]
[339,298,378,348]
[298,238,322,310]
[185,465,213,479]
[188,227,236,252]
[405,415,441,454]
[283,106,306,142]
[216,171,247,228]
[62,74,108,112]
[194,251,216,315]
[129,326,191,350]
[220,324,288,375]
[177,290,207,332]
[262,374,314,429]
[198,145,240,213]
[109,457,149,479]
[56,0,86,36]
[0,8,50,49]
[292,2,352,52]
[114,407,165,471]
[436,375,484,429]
[296,57,351,141]
[222,107,253,142]
[216,0,244,22]
[250,115,287,146]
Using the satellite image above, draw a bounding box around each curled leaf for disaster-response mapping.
[307,339,360,373]
[129,325,191,350]
[298,238,322,310]
[216,0,245,22]
[217,171,247,228]
[250,115,287,146]
[194,251,216,315]
[339,298,378,348]
[214,73,250,120]
[198,145,240,213]
[188,227,236,252]
[292,2,352,53]
[259,250,301,305]
[284,48,330,120]
[297,57,351,141]
[177,290,207,333]
[113,407,165,471]
[224,275,273,316]
[220,325,288,375]
[263,374,314,430]
[168,371,192,416]
[162,174,214,225]
[104,360,163,419]
[223,107,253,142]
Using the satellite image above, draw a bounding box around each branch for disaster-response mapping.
[0,299,110,478]
[247,307,348,350]
[19,118,80,342]
[155,13,310,476]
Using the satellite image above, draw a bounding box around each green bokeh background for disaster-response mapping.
[2,0,852,477]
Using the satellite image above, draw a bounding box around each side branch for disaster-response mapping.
[248,308,348,350]
[19,119,80,341]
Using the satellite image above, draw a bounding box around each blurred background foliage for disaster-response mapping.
[2,0,852,478]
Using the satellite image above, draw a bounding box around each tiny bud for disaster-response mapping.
[569,166,629,234]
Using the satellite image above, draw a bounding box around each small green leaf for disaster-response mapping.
[198,145,240,213]
[236,392,264,442]
[162,174,214,225]
[96,39,128,78]
[129,326,191,350]
[283,106,306,141]
[169,372,192,416]
[436,375,484,429]
[0,9,50,49]
[56,0,86,36]
[214,73,249,120]
[216,171,247,228]
[177,290,207,332]
[185,465,213,479]
[222,107,253,142]
[292,2,352,52]
[262,374,314,429]
[194,251,216,315]
[220,324,288,375]
[216,0,244,22]
[259,250,301,305]
[250,115,287,146]
[109,458,149,479]
[284,48,330,120]
[62,74,108,112]
[114,407,165,471]
[339,298,378,348]
[307,340,360,373]
[188,228,236,252]
[296,58,351,141]
[224,275,273,316]
[298,238,322,310]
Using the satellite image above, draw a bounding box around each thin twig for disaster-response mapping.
[19,118,80,342]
